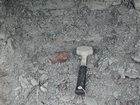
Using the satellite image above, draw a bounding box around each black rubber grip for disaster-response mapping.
[75,66,87,95]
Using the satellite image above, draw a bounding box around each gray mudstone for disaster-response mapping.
[0,37,15,68]
[113,91,121,99]
[125,68,140,79]
[84,98,98,105]
[118,68,125,79]
[83,0,121,11]
[0,78,11,96]
[60,95,74,102]
[135,0,140,9]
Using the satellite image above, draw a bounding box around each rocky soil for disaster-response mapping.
[0,0,140,105]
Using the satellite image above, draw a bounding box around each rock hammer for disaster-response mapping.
[75,46,93,95]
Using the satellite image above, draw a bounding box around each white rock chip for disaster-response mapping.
[30,78,38,86]
[39,81,48,93]
[40,86,47,93]
[84,98,98,105]
[43,82,48,88]
[118,68,125,79]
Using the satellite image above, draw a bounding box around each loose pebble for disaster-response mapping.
[50,51,68,63]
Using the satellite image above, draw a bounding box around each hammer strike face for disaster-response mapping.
[77,46,93,66]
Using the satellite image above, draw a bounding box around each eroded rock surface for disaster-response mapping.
[0,0,140,105]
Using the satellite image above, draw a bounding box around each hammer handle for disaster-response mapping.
[75,66,87,95]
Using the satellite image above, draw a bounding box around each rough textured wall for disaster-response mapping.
[0,0,140,105]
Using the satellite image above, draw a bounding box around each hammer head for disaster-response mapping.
[76,46,93,65]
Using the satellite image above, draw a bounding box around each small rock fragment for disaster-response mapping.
[118,68,125,79]
[19,76,32,88]
[111,72,121,80]
[39,74,48,93]
[0,97,5,105]
[38,67,44,70]
[0,79,11,95]
[100,58,109,71]
[76,96,83,104]
[125,100,135,105]
[84,98,98,105]
[116,100,121,105]
[135,0,140,10]
[50,51,68,63]
[114,78,125,85]
[125,69,140,79]
[58,80,67,91]
[57,39,65,44]
[43,82,48,88]
[113,91,121,99]
[20,103,25,105]
[83,0,121,11]
[30,78,38,86]
[39,74,48,83]
[59,95,72,102]
[132,55,140,63]
[40,86,47,93]
[90,60,98,67]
